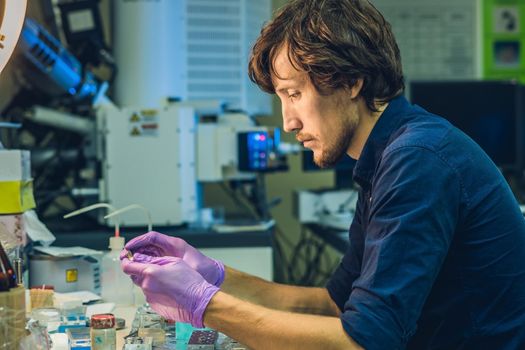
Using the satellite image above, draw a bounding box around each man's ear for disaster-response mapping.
[350,79,364,99]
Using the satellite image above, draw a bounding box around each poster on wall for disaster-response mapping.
[483,0,525,82]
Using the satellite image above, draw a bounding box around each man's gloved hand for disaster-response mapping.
[120,231,225,287]
[121,253,219,328]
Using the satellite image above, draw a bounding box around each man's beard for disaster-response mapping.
[314,127,354,168]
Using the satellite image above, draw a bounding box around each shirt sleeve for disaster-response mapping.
[341,146,462,350]
[326,192,365,311]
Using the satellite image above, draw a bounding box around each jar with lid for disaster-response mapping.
[91,313,116,350]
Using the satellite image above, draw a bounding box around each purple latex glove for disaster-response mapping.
[121,253,219,328]
[120,231,225,287]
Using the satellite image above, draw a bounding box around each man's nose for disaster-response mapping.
[282,108,302,133]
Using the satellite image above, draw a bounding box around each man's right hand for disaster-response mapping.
[120,231,225,287]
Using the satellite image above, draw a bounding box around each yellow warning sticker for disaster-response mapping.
[130,113,141,122]
[130,126,141,136]
[66,269,78,283]
[129,110,158,137]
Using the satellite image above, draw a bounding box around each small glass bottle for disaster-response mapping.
[91,313,116,350]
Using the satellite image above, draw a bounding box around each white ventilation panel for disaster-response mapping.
[113,0,272,115]
[185,0,272,115]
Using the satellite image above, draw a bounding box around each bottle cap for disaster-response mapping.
[91,313,116,329]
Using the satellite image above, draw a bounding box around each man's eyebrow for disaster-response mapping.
[277,87,292,94]
[275,81,299,93]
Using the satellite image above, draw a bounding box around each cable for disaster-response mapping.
[302,238,325,285]
[219,180,313,284]
[271,230,290,283]
[288,227,308,284]
[219,182,261,221]
[274,224,328,285]
[284,224,343,286]
[219,178,339,286]
[288,226,326,285]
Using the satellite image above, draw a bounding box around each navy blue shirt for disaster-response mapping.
[326,96,525,350]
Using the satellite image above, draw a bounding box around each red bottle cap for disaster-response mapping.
[91,313,116,329]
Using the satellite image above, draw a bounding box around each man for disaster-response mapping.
[120,0,525,349]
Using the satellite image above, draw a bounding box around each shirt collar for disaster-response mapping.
[352,95,414,188]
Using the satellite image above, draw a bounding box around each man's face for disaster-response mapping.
[272,47,360,168]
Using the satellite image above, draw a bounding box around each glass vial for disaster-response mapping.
[91,313,116,350]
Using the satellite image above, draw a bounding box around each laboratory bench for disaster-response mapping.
[47,305,246,349]
[51,224,274,251]
[46,218,276,281]
[305,205,525,255]
[112,305,249,349]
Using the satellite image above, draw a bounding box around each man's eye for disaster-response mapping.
[288,92,300,99]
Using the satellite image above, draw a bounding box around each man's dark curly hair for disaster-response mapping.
[248,0,405,112]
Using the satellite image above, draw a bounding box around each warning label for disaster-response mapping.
[66,269,78,283]
[129,110,159,137]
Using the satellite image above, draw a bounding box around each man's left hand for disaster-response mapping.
[121,253,219,328]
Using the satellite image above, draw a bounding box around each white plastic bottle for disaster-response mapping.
[100,236,134,305]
